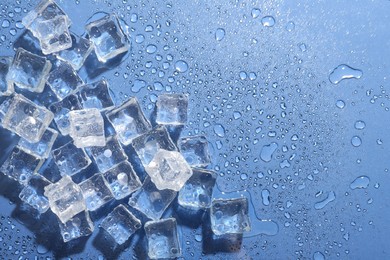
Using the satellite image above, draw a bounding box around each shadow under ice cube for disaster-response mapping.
[79,173,113,211]
[52,141,91,176]
[19,174,51,213]
[156,94,188,125]
[59,211,94,242]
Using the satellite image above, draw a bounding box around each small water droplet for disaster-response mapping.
[261,16,275,27]
[313,251,325,260]
[350,176,370,189]
[351,136,362,147]
[314,191,336,210]
[260,142,278,162]
[261,189,270,206]
[336,100,345,109]
[215,28,225,41]
[213,124,225,137]
[1,19,10,28]
[135,34,145,43]
[132,79,146,92]
[146,44,157,54]
[285,21,295,32]
[251,8,261,18]
[354,120,366,130]
[175,60,188,72]
[329,64,363,84]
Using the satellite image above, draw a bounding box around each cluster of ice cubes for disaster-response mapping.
[0,0,251,258]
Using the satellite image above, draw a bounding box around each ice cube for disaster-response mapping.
[131,126,177,167]
[178,135,211,167]
[79,173,113,211]
[86,13,130,63]
[49,93,83,135]
[0,56,14,96]
[145,149,193,191]
[144,218,181,259]
[47,60,84,100]
[6,48,52,93]
[69,108,105,148]
[106,97,152,146]
[18,127,58,159]
[156,94,188,125]
[100,204,141,245]
[178,168,216,210]
[59,211,94,242]
[55,33,93,70]
[210,198,251,235]
[87,135,128,172]
[52,141,92,176]
[19,174,51,213]
[44,175,86,223]
[128,177,177,220]
[102,161,142,200]
[75,79,114,110]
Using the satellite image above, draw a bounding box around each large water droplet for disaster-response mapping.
[213,124,225,137]
[314,191,336,210]
[261,189,270,206]
[131,79,146,92]
[260,142,278,162]
[350,176,370,189]
[215,28,225,41]
[313,251,325,260]
[261,16,275,27]
[329,64,363,84]
[175,60,188,72]
[146,44,157,54]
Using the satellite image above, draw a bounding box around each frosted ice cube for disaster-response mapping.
[128,177,177,220]
[145,149,193,191]
[52,141,91,176]
[47,60,84,100]
[0,56,14,96]
[87,135,128,172]
[106,97,152,146]
[178,168,216,210]
[49,93,83,135]
[1,94,53,143]
[79,173,113,211]
[156,94,188,125]
[69,108,105,148]
[55,33,93,70]
[102,161,142,200]
[18,127,58,159]
[144,218,181,259]
[86,13,130,63]
[44,175,86,223]
[75,79,114,111]
[101,204,141,245]
[59,211,94,242]
[19,174,51,213]
[131,126,177,167]
[210,198,251,235]
[6,48,52,93]
[178,135,211,167]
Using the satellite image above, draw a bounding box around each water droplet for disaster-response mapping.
[175,60,188,72]
[285,21,295,32]
[351,136,362,147]
[261,189,270,206]
[215,28,225,41]
[329,64,363,84]
[260,142,278,162]
[213,124,225,137]
[146,44,157,54]
[251,8,261,18]
[233,111,242,119]
[350,176,370,189]
[314,191,336,210]
[37,244,48,254]
[135,34,145,43]
[354,120,366,130]
[313,251,325,260]
[239,71,247,80]
[1,19,10,28]
[131,79,146,92]
[261,16,275,27]
[240,173,248,180]
[336,100,345,109]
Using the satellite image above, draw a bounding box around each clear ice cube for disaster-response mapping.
[131,126,177,167]
[210,198,251,235]
[69,108,105,148]
[52,141,92,176]
[145,149,193,191]
[144,218,181,259]
[18,127,58,159]
[19,174,51,213]
[86,13,130,63]
[106,97,152,146]
[59,211,94,242]
[79,173,113,211]
[156,94,188,125]
[44,175,86,223]
[87,135,128,172]
[75,79,114,110]
[178,135,211,167]
[128,177,177,220]
[6,48,52,93]
[47,60,84,100]
[178,168,217,210]
[102,161,142,200]
[0,56,14,96]
[100,204,141,245]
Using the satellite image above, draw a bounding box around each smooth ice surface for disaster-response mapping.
[6,48,51,93]
[18,127,58,159]
[87,135,128,172]
[145,149,193,191]
[19,174,51,213]
[79,173,113,211]
[178,168,217,210]
[210,198,251,235]
[102,161,142,200]
[56,33,93,70]
[0,146,43,185]
[0,56,14,96]
[156,94,188,125]
[86,13,130,63]
[131,126,177,167]
[178,135,211,167]
[44,175,86,223]
[106,97,152,145]
[128,177,177,220]
[59,211,94,242]
[69,108,105,148]
[144,218,181,259]
[47,61,84,99]
[75,79,114,110]
[101,204,141,245]
[52,141,91,176]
